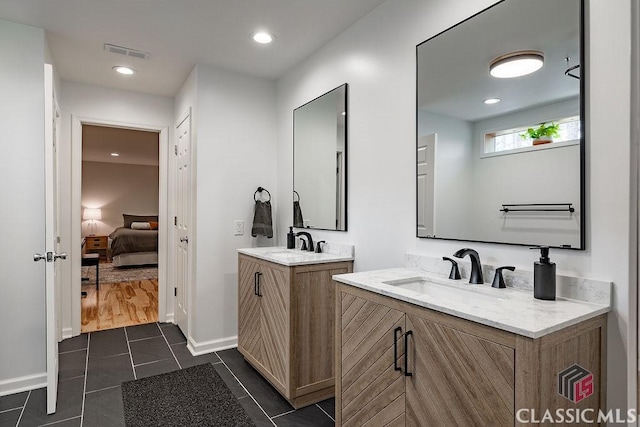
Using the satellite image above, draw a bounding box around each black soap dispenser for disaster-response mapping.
[287,226,295,249]
[531,246,556,300]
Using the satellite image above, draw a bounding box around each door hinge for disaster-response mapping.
[174,216,177,226]
[174,145,178,155]
[174,287,177,297]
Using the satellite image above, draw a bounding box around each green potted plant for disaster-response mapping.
[520,122,560,145]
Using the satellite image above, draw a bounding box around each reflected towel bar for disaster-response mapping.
[500,203,574,213]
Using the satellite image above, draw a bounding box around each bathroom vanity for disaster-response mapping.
[333,267,610,426]
[237,246,354,408]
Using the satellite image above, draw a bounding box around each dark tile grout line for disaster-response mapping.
[41,415,81,426]
[157,323,183,369]
[15,390,30,426]
[0,406,23,414]
[316,402,335,422]
[79,332,91,427]
[215,357,277,427]
[123,327,137,380]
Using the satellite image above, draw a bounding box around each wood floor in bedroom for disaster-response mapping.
[81,279,158,333]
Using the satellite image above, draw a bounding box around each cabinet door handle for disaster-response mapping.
[254,272,259,296]
[393,326,402,372]
[404,330,413,377]
[256,272,263,297]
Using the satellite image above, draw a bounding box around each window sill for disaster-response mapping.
[481,139,580,159]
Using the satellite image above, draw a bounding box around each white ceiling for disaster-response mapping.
[82,125,159,166]
[0,0,387,97]
[417,0,581,122]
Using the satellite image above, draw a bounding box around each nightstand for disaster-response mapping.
[84,235,108,261]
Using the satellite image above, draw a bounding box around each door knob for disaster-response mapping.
[180,236,189,243]
[33,253,46,262]
[54,252,67,261]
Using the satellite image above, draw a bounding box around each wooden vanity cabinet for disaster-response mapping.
[238,253,353,408]
[336,284,607,427]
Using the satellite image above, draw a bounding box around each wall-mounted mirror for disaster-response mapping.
[416,0,584,249]
[294,84,348,231]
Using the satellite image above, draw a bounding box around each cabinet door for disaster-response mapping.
[406,315,515,427]
[260,264,290,391]
[238,257,263,363]
[340,293,406,427]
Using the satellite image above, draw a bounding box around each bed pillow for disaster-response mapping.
[123,214,158,228]
[149,221,159,230]
[131,222,151,230]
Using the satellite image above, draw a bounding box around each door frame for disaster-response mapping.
[70,115,170,335]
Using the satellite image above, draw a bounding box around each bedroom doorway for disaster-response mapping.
[80,125,160,332]
[70,117,170,335]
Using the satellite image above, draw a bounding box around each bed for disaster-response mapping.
[109,214,159,267]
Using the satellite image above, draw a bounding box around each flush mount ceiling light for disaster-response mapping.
[110,152,120,157]
[252,31,274,44]
[483,98,501,105]
[113,65,136,75]
[489,50,544,78]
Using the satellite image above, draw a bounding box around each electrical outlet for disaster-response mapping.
[233,220,244,236]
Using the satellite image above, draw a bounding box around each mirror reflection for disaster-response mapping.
[294,84,348,231]
[416,0,584,248]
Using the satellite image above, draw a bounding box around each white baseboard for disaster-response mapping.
[0,373,46,397]
[164,312,175,324]
[61,327,74,340]
[187,335,238,356]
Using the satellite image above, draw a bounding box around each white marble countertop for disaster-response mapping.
[333,268,611,339]
[238,247,354,266]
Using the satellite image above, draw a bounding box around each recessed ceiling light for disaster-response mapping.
[341,111,346,116]
[113,66,136,75]
[110,152,120,157]
[252,32,274,44]
[489,50,544,78]
[483,98,501,105]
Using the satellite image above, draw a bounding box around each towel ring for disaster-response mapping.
[293,190,300,202]
[254,187,271,202]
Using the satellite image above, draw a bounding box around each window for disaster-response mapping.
[484,116,581,154]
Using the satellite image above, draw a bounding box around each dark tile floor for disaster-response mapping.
[0,323,335,426]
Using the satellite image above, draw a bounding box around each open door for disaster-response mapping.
[44,64,65,414]
[175,109,191,338]
[417,134,436,237]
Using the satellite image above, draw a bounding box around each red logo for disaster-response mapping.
[558,364,593,403]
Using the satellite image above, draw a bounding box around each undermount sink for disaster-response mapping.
[382,276,498,302]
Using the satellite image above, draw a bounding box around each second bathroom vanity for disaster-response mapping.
[237,246,354,408]
[333,264,611,426]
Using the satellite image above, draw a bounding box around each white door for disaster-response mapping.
[44,64,65,414]
[417,134,436,237]
[175,110,191,337]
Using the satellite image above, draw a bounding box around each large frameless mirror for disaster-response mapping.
[294,84,348,231]
[416,0,584,249]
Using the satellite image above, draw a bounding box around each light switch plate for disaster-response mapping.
[234,220,244,236]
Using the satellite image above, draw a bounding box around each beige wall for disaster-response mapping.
[81,161,159,237]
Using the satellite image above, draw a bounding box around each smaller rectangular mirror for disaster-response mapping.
[294,84,348,231]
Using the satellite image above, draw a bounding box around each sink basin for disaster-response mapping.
[382,276,499,303]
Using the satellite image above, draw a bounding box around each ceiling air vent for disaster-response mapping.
[104,43,151,60]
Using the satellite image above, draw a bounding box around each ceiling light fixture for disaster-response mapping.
[489,50,544,78]
[252,32,274,44]
[110,152,120,157]
[483,98,501,105]
[113,66,136,75]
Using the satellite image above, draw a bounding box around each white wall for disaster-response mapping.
[418,111,473,238]
[276,0,634,414]
[174,64,278,352]
[59,82,174,335]
[294,90,339,229]
[0,19,47,393]
[81,161,159,237]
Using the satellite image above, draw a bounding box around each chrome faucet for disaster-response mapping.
[453,248,484,284]
[295,231,314,252]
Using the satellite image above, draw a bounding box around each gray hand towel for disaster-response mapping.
[293,201,304,228]
[251,200,273,238]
